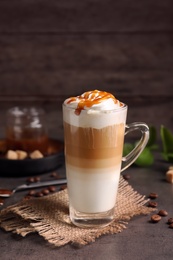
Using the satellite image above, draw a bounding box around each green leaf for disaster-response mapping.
[134,147,154,167]
[160,125,173,155]
[161,153,173,163]
[147,126,157,148]
[161,152,169,161]
[167,154,173,163]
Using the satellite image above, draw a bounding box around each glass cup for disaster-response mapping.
[62,103,149,228]
[5,107,48,155]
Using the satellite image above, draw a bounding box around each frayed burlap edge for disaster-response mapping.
[0,177,155,247]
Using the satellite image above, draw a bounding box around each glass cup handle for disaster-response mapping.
[121,122,150,172]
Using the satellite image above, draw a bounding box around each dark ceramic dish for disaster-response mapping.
[0,139,64,177]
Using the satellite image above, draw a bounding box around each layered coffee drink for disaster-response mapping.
[63,90,149,228]
[63,90,127,219]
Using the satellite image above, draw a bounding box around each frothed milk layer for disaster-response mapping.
[63,108,126,128]
[67,166,120,213]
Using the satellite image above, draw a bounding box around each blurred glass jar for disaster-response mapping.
[5,107,49,155]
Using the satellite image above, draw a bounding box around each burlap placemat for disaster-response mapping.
[0,177,154,247]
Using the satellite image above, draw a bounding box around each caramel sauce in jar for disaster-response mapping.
[6,107,48,155]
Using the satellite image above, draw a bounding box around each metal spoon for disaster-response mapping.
[0,178,67,198]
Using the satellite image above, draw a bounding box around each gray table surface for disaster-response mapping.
[0,157,172,260]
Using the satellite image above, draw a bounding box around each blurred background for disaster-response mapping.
[0,0,173,141]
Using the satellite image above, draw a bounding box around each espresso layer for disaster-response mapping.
[64,122,125,168]
[66,156,122,168]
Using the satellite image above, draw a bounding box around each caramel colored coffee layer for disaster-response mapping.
[66,156,122,169]
[64,122,125,169]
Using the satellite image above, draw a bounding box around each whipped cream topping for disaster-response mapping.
[63,90,126,128]
[64,90,123,114]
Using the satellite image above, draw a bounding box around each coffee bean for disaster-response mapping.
[23,195,32,200]
[151,214,161,223]
[35,192,44,197]
[167,218,173,224]
[34,176,41,182]
[148,201,158,208]
[60,184,67,190]
[26,177,35,183]
[158,210,168,217]
[50,172,58,178]
[149,192,158,199]
[26,176,41,184]
[169,223,173,229]
[48,186,56,192]
[42,189,50,195]
[28,190,36,196]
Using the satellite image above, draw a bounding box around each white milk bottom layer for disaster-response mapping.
[66,165,121,213]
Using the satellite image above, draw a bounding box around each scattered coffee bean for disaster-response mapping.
[35,191,44,197]
[169,223,173,229]
[167,218,173,224]
[42,189,50,195]
[34,176,41,182]
[158,210,168,217]
[151,214,161,223]
[26,177,35,183]
[123,174,130,180]
[48,186,56,192]
[23,195,32,200]
[50,172,58,178]
[28,190,36,196]
[60,184,67,190]
[149,192,158,199]
[148,201,158,208]
[26,176,41,183]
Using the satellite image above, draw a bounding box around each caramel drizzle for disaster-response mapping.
[67,90,122,115]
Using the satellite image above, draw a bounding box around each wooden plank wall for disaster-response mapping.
[0,0,173,139]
